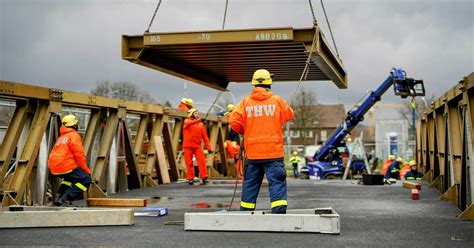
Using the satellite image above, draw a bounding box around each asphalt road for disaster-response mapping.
[1,179,473,247]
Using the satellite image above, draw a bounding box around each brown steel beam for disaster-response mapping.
[89,108,123,197]
[122,26,347,90]
[0,100,28,184]
[143,114,164,187]
[3,100,61,206]
[162,114,179,181]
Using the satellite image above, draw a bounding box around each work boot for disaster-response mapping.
[201,178,208,185]
[53,193,64,206]
[188,180,194,185]
[58,194,76,207]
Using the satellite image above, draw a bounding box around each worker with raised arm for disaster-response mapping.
[404,160,423,180]
[289,151,302,179]
[48,115,91,206]
[229,69,294,214]
[183,108,212,185]
[218,104,239,142]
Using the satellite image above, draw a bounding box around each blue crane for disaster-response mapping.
[303,68,425,179]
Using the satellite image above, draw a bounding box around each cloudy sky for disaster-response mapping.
[1,0,473,112]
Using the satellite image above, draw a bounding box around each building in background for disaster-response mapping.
[287,104,346,146]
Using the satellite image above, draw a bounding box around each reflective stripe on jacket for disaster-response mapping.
[405,171,423,180]
[183,118,211,150]
[229,87,294,160]
[48,126,90,175]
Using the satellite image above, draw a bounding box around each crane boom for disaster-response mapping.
[314,68,425,162]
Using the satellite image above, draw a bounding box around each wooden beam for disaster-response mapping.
[403,182,421,190]
[86,198,147,207]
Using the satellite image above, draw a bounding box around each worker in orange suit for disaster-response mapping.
[381,155,395,175]
[178,98,194,111]
[183,108,211,185]
[229,69,294,214]
[399,161,411,180]
[225,140,242,179]
[48,115,91,206]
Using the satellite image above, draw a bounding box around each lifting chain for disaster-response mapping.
[145,0,163,33]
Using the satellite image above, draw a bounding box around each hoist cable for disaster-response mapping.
[289,29,318,104]
[308,0,318,25]
[145,0,163,33]
[320,0,340,57]
[222,0,229,30]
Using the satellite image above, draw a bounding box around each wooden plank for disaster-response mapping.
[403,182,422,190]
[87,198,147,207]
[0,206,134,228]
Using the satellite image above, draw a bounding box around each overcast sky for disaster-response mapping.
[1,0,473,112]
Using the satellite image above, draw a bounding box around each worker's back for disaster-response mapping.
[229,87,293,160]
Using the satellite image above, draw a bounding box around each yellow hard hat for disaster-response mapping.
[388,155,395,160]
[187,108,198,118]
[181,98,188,104]
[251,69,273,85]
[293,151,298,155]
[227,104,235,112]
[186,98,194,107]
[408,160,417,166]
[397,157,404,162]
[61,115,78,127]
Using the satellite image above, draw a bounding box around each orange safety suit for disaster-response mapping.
[399,163,411,180]
[183,118,211,180]
[381,159,394,176]
[48,126,90,175]
[229,87,294,160]
[178,103,190,111]
[225,140,242,178]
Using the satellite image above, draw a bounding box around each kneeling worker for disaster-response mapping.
[48,115,91,206]
[404,160,423,180]
[229,69,294,214]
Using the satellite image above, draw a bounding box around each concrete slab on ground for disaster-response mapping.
[0,179,472,247]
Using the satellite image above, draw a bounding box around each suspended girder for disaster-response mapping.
[122,26,347,91]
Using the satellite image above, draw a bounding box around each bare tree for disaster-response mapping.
[291,87,318,146]
[399,95,436,127]
[162,100,172,108]
[91,81,155,103]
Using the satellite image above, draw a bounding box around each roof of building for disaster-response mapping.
[313,104,346,128]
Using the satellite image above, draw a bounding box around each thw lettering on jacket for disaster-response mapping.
[246,104,276,117]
